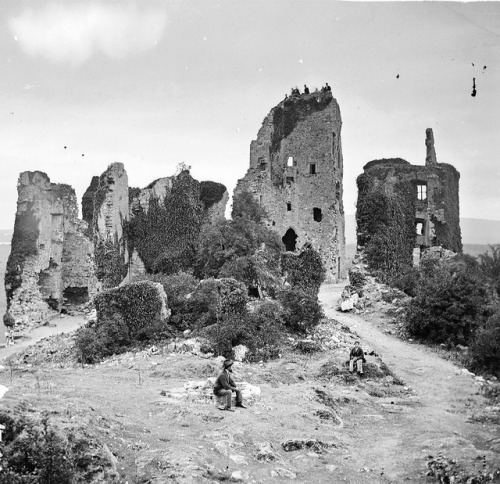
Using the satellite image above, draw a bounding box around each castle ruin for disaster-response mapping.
[234,90,345,282]
[5,164,228,332]
[356,128,461,273]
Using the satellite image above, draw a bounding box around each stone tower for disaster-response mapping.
[5,171,97,331]
[234,90,345,282]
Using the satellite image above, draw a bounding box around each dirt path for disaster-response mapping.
[0,314,86,362]
[319,282,500,480]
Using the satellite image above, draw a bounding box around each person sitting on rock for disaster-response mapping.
[325,82,331,91]
[349,341,366,376]
[303,84,310,94]
[213,359,246,411]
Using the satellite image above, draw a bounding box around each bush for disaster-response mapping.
[470,309,500,377]
[282,247,326,296]
[133,272,199,330]
[348,268,366,296]
[202,300,284,360]
[75,281,170,363]
[403,257,492,345]
[388,266,420,297]
[277,287,324,333]
[0,411,113,483]
[478,245,500,297]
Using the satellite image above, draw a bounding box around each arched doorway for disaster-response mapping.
[282,228,297,252]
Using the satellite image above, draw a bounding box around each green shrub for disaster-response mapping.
[282,247,326,296]
[277,287,324,333]
[133,272,199,330]
[402,257,492,345]
[75,281,169,363]
[470,309,500,377]
[348,268,366,295]
[478,245,500,297]
[202,300,284,360]
[0,411,113,483]
[195,216,282,294]
[231,189,267,223]
[388,266,420,297]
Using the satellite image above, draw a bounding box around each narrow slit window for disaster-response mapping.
[310,163,316,174]
[287,202,292,211]
[287,156,294,167]
[259,195,263,205]
[313,207,322,222]
[417,184,427,200]
[416,222,424,235]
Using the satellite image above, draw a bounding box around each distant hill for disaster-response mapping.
[0,230,12,245]
[344,215,500,246]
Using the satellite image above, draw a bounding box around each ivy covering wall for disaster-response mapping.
[128,170,205,274]
[5,203,39,305]
[356,170,416,282]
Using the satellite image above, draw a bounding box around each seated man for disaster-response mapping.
[349,340,366,375]
[213,359,246,411]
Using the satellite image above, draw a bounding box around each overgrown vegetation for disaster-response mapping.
[199,181,226,210]
[356,172,416,282]
[94,235,128,289]
[127,170,204,274]
[5,202,39,305]
[0,410,113,483]
[282,248,326,294]
[75,281,170,363]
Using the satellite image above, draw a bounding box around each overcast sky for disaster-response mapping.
[0,0,499,232]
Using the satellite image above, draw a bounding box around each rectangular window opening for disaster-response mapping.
[310,163,316,175]
[313,207,323,222]
[417,184,427,200]
[287,156,294,167]
[287,202,292,211]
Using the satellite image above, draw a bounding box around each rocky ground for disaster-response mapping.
[0,282,499,483]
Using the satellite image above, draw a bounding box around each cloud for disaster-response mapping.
[9,2,167,65]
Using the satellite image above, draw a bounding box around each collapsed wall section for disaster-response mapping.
[234,91,345,282]
[5,171,96,332]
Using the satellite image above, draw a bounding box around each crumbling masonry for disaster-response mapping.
[234,91,345,282]
[5,164,228,332]
[356,128,462,266]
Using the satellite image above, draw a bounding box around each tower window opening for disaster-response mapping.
[286,176,294,184]
[417,184,427,200]
[287,156,294,167]
[313,207,323,222]
[310,163,316,174]
[416,221,425,235]
[287,202,292,211]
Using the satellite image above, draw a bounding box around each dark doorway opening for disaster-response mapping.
[313,207,323,222]
[63,287,89,306]
[282,228,298,252]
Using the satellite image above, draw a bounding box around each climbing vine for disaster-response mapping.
[5,203,39,305]
[200,181,226,210]
[128,170,204,274]
[356,170,416,282]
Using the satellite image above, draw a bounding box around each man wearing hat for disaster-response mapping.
[213,359,246,411]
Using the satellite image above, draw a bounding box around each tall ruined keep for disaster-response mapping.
[235,91,345,282]
[356,128,462,276]
[5,172,97,329]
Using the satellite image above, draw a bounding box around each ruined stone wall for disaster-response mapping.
[234,91,345,282]
[6,171,96,331]
[90,163,130,288]
[356,129,462,264]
